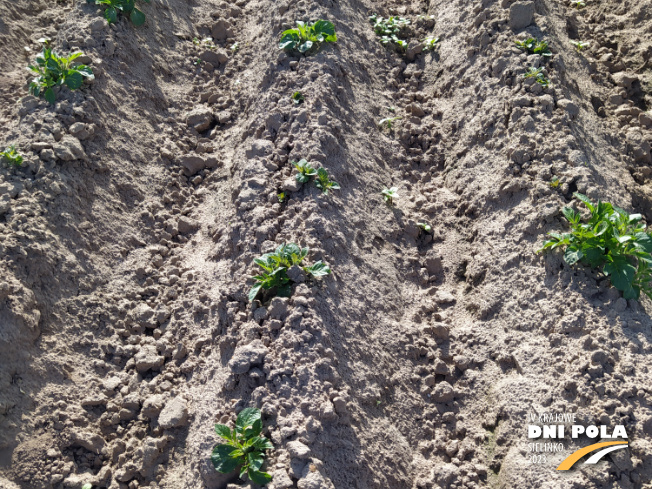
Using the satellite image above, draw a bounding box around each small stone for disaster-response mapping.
[71,431,106,453]
[211,19,234,40]
[228,339,268,374]
[453,355,471,371]
[287,265,305,283]
[200,49,229,66]
[613,297,627,312]
[434,290,456,304]
[142,394,166,418]
[287,440,311,459]
[68,122,93,140]
[557,99,579,118]
[246,139,273,158]
[431,381,455,402]
[186,107,214,132]
[158,396,189,429]
[509,1,535,30]
[134,345,165,372]
[282,176,302,192]
[53,135,87,161]
[178,216,199,234]
[267,297,289,320]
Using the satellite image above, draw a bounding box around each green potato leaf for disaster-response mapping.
[236,407,261,435]
[65,71,83,89]
[211,444,242,473]
[130,8,146,26]
[214,424,233,441]
[44,88,56,104]
[104,6,118,23]
[248,469,272,486]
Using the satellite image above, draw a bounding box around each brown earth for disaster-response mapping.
[1,0,652,488]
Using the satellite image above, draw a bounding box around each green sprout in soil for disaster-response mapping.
[538,192,652,300]
[370,14,410,51]
[523,67,550,87]
[193,37,217,49]
[314,168,340,194]
[231,42,240,53]
[1,146,23,168]
[212,408,274,486]
[279,20,337,55]
[378,116,402,130]
[418,222,432,233]
[382,187,398,206]
[82,485,92,489]
[28,49,94,104]
[515,37,552,57]
[571,40,589,52]
[86,0,149,26]
[549,176,561,188]
[571,0,586,8]
[248,243,331,302]
[292,91,305,105]
[292,159,317,183]
[423,36,440,51]
[277,192,286,203]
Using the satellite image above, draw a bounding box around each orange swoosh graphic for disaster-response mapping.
[557,441,628,470]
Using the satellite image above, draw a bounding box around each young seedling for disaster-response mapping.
[314,168,340,194]
[423,37,440,51]
[417,222,432,233]
[523,66,550,87]
[292,159,317,183]
[86,0,150,26]
[249,243,331,302]
[382,187,398,206]
[571,40,589,52]
[231,42,240,53]
[515,37,552,57]
[549,176,561,188]
[378,116,402,130]
[370,14,410,51]
[277,192,286,203]
[571,0,586,8]
[538,193,652,300]
[28,49,94,104]
[211,408,274,485]
[279,20,337,55]
[82,485,92,489]
[193,37,217,49]
[1,146,23,168]
[292,91,305,105]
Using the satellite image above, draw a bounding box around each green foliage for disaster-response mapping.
[292,159,317,183]
[523,66,550,87]
[538,193,652,300]
[248,244,331,302]
[193,36,217,49]
[423,37,440,51]
[277,192,286,203]
[382,187,398,206]
[279,20,337,55]
[82,485,92,489]
[86,0,149,26]
[378,116,402,130]
[571,40,589,52]
[515,37,552,57]
[571,0,586,8]
[28,49,94,104]
[1,146,23,168]
[549,176,561,188]
[417,222,432,233]
[369,14,410,50]
[292,91,304,105]
[211,408,274,485]
[314,168,340,194]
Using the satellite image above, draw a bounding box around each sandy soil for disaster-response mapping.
[1,0,652,488]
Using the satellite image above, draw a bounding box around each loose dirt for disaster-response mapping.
[1,0,652,488]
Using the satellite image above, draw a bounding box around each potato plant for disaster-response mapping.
[1,146,23,167]
[314,168,340,194]
[28,49,94,104]
[523,67,550,87]
[291,91,304,105]
[538,193,652,300]
[369,14,410,51]
[279,20,337,55]
[571,40,589,52]
[382,187,398,206]
[86,0,149,26]
[212,408,273,485]
[515,37,552,57]
[292,159,317,183]
[249,243,331,302]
